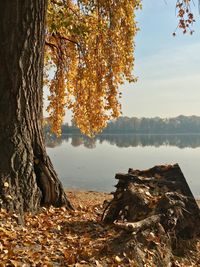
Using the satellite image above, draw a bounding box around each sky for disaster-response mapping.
[121,0,200,118]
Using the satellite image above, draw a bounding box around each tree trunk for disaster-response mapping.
[0,0,73,213]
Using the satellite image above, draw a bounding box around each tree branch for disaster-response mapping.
[45,41,58,50]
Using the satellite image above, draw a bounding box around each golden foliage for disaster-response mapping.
[45,0,141,136]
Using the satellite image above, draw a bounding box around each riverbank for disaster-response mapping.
[66,190,112,209]
[66,189,200,208]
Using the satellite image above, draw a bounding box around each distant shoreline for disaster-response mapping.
[61,132,200,136]
[44,115,200,135]
[47,132,200,136]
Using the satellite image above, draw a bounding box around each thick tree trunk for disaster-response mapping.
[0,1,73,213]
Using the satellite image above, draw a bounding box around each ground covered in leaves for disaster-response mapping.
[0,190,199,266]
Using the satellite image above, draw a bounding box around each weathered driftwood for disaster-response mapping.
[115,214,161,232]
[102,164,200,266]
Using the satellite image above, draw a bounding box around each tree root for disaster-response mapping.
[102,164,200,266]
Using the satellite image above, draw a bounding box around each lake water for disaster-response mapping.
[46,134,200,198]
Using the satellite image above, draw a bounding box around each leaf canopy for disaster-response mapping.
[45,0,196,136]
[45,0,141,136]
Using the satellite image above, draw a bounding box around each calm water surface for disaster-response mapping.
[46,134,200,198]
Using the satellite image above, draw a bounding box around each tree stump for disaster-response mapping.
[102,164,200,265]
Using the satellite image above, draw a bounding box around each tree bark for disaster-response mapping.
[102,165,200,265]
[0,0,73,213]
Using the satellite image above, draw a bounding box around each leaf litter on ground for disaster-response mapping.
[0,190,199,266]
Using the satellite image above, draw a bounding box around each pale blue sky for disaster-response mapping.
[121,0,200,118]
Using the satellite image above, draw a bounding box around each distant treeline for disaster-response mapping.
[44,115,200,134]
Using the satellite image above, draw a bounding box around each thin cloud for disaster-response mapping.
[135,42,200,81]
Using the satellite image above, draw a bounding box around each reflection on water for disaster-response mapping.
[45,133,200,149]
[46,133,200,198]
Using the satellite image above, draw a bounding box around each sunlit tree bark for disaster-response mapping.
[0,0,72,213]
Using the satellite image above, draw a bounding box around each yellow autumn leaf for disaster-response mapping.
[4,182,9,187]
